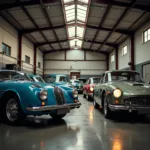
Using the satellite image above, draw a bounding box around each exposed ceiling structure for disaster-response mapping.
[0,0,150,54]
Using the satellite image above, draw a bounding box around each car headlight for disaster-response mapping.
[90,87,94,91]
[39,90,48,100]
[113,89,122,98]
[73,89,78,98]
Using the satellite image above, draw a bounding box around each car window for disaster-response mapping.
[36,77,45,83]
[45,77,56,83]
[99,74,105,84]
[59,76,68,82]
[104,74,108,83]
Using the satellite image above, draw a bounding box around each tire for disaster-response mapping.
[93,95,99,109]
[83,91,86,98]
[103,94,112,119]
[50,113,66,119]
[2,94,25,125]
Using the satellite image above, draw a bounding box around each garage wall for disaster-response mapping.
[36,49,43,75]
[118,38,130,70]
[0,17,43,75]
[134,21,150,76]
[0,17,18,67]
[44,50,106,79]
[109,50,115,70]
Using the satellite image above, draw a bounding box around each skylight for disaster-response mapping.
[62,0,90,49]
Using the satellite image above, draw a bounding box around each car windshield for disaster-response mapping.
[59,76,68,82]
[78,79,86,84]
[74,80,79,83]
[0,71,31,81]
[92,78,100,84]
[110,71,143,82]
[36,77,45,83]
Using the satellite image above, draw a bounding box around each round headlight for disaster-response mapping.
[113,89,122,98]
[90,87,94,91]
[39,90,48,100]
[73,89,78,98]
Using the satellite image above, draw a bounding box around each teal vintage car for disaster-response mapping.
[93,70,150,119]
[70,79,83,93]
[0,70,81,125]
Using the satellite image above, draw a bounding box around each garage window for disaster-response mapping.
[38,62,41,68]
[122,45,127,56]
[143,28,150,43]
[25,55,30,64]
[2,43,11,56]
[111,55,115,62]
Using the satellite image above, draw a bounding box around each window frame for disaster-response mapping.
[143,27,150,44]
[122,45,128,56]
[38,62,41,68]
[2,43,11,56]
[111,54,115,63]
[25,55,30,64]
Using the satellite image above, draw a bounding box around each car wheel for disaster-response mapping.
[2,95,25,125]
[93,96,99,109]
[50,113,66,119]
[104,94,111,119]
[83,91,86,98]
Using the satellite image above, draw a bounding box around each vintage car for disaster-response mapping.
[83,77,100,100]
[70,79,83,93]
[0,70,81,125]
[44,74,70,86]
[93,70,150,119]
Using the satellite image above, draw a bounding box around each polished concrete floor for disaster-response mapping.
[1,95,150,150]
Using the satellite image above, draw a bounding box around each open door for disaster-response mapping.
[70,72,80,80]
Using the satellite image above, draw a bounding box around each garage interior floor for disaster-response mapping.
[1,95,150,150]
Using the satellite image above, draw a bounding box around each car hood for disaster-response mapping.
[110,81,150,95]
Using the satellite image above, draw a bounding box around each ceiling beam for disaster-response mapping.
[35,38,117,48]
[93,0,150,12]
[35,39,68,47]
[85,39,118,48]
[44,48,109,55]
[98,0,137,51]
[21,23,131,35]
[0,0,60,10]
[22,6,54,50]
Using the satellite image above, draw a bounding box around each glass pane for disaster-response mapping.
[65,4,75,11]
[78,0,89,4]
[77,16,86,22]
[148,34,150,41]
[144,36,148,42]
[63,0,74,4]
[148,28,150,35]
[144,31,148,37]
[77,9,86,15]
[77,4,87,11]
[66,16,75,22]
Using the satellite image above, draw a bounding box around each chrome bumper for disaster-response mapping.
[26,102,81,112]
[109,104,150,114]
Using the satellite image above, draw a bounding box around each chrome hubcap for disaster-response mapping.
[6,99,18,122]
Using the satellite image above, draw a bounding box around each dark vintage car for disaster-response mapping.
[83,77,100,101]
[0,70,81,125]
[93,70,150,119]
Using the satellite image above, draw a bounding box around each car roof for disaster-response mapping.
[105,70,139,74]
[45,74,67,77]
[0,69,24,74]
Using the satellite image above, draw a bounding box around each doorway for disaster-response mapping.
[70,72,80,80]
[143,63,150,83]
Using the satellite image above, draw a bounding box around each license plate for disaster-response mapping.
[57,108,70,115]
[138,108,150,114]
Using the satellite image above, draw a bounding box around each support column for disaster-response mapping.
[65,50,66,60]
[84,50,86,61]
[33,45,37,74]
[106,54,109,71]
[115,47,118,70]
[43,53,45,78]
[130,34,135,70]
[17,33,22,69]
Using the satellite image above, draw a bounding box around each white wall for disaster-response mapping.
[44,50,106,75]
[109,50,115,70]
[0,17,18,65]
[36,49,43,75]
[118,38,130,70]
[0,17,44,74]
[135,21,150,65]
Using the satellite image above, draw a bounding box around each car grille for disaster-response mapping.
[124,96,150,106]
[54,87,65,105]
